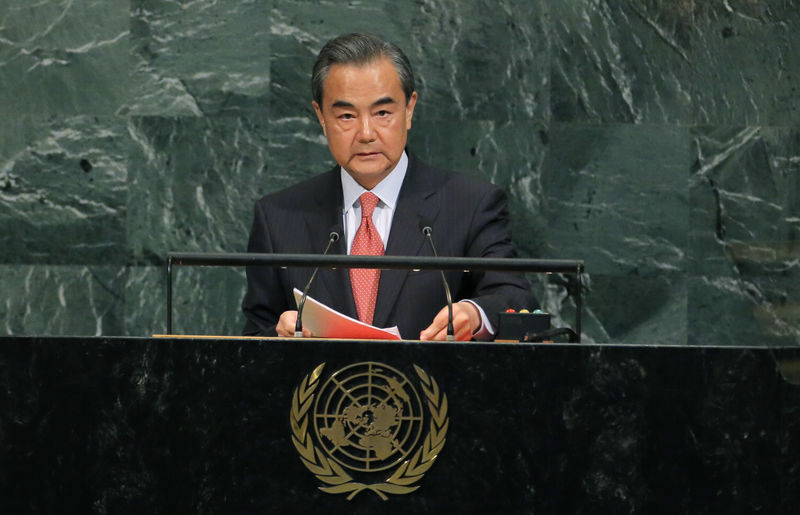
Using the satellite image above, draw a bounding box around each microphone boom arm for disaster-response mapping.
[295,231,340,337]
[422,226,455,341]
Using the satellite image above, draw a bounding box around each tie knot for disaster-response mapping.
[359,192,380,218]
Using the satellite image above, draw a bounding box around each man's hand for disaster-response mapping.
[276,310,311,337]
[419,301,481,341]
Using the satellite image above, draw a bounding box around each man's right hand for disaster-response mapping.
[276,310,311,337]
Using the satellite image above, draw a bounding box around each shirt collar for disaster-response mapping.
[341,151,408,213]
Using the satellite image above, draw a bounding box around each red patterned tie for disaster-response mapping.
[350,192,384,325]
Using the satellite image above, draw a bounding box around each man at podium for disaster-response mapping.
[242,33,535,341]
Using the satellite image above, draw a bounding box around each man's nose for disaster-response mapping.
[356,117,376,141]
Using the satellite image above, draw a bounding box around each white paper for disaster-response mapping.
[293,288,402,340]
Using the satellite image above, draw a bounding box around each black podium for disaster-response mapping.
[1,337,798,514]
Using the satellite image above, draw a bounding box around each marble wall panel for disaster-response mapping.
[0,0,797,344]
[408,120,550,256]
[126,115,270,264]
[126,0,271,117]
[265,116,338,184]
[122,265,166,336]
[587,272,687,345]
[0,116,129,264]
[688,125,800,345]
[550,0,693,124]
[526,266,687,345]
[409,0,549,122]
[267,0,413,121]
[0,265,125,335]
[0,0,130,117]
[542,123,692,343]
[689,126,800,277]
[545,123,690,275]
[688,274,800,346]
[268,0,548,122]
[526,271,579,335]
[692,0,800,125]
[124,265,246,336]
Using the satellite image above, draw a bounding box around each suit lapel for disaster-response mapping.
[372,157,440,329]
[304,169,357,317]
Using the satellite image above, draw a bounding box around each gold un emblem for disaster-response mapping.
[290,361,449,500]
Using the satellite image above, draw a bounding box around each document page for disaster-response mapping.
[293,288,402,340]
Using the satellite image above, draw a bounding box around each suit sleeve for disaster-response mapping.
[241,200,286,336]
[462,185,537,332]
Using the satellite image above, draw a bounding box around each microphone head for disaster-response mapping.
[327,223,342,242]
[418,218,433,236]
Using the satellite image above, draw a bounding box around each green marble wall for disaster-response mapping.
[1,0,798,344]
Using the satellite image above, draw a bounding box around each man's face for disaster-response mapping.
[312,57,417,190]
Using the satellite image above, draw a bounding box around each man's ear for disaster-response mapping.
[312,101,326,136]
[405,91,418,130]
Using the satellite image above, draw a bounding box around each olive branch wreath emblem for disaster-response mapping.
[290,363,449,500]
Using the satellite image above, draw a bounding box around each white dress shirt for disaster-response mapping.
[341,152,408,252]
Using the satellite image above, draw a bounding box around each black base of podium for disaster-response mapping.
[1,337,798,514]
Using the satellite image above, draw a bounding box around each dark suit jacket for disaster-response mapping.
[241,154,535,338]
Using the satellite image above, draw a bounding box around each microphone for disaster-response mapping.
[295,226,341,337]
[419,219,455,341]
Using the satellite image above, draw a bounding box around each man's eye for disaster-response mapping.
[376,110,390,117]
[339,113,354,120]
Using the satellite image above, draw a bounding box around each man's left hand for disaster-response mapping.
[419,301,480,341]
